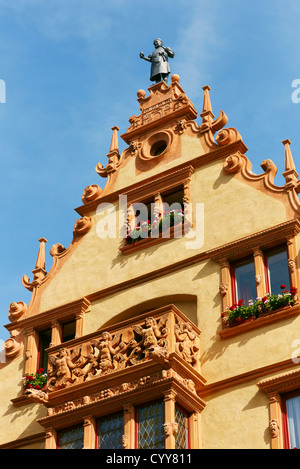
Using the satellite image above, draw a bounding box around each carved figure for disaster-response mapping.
[25,387,49,405]
[132,316,169,360]
[47,348,78,390]
[91,331,126,373]
[175,320,199,368]
[269,419,279,438]
[140,38,174,84]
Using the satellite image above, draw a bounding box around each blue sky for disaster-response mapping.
[1,0,300,340]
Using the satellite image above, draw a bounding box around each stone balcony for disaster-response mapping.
[31,304,205,411]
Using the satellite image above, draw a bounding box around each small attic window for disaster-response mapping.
[141,130,172,161]
[150,140,167,157]
[62,320,76,342]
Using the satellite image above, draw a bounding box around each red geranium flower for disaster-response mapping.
[280,284,287,290]
[238,299,244,306]
[290,287,297,295]
[236,317,242,322]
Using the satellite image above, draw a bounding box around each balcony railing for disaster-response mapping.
[45,305,201,393]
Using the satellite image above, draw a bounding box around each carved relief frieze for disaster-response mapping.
[47,314,173,392]
[42,308,202,397]
[35,367,201,418]
[122,75,197,145]
[174,316,200,369]
[42,370,173,414]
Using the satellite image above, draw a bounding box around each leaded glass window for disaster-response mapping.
[97,413,124,449]
[175,406,189,449]
[137,401,165,449]
[58,426,84,449]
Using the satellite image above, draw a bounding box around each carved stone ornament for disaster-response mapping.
[43,309,201,397]
[269,419,279,439]
[288,258,295,274]
[81,185,102,204]
[174,318,199,368]
[25,387,49,405]
[163,422,178,436]
[8,301,27,321]
[174,119,187,135]
[50,243,66,257]
[73,216,93,236]
[46,316,171,392]
[255,275,262,286]
[129,140,142,155]
[122,74,197,144]
[215,127,243,146]
[4,333,22,358]
[122,434,128,449]
[219,283,228,296]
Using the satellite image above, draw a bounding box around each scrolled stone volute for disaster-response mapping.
[81,185,102,204]
[216,127,242,146]
[73,216,93,237]
[8,301,27,321]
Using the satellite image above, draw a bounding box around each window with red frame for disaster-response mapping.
[57,425,84,449]
[282,391,300,449]
[37,328,51,372]
[231,258,257,305]
[264,247,290,295]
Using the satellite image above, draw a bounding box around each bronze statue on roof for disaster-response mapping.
[139,38,175,84]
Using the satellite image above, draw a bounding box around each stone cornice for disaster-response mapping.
[5,297,91,333]
[207,218,300,262]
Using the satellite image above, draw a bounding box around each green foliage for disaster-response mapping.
[126,209,184,245]
[227,286,297,325]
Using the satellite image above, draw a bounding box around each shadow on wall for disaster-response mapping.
[100,294,198,328]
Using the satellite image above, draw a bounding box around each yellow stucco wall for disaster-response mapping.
[37,157,288,314]
[0,127,298,448]
[201,382,271,449]
[0,355,47,446]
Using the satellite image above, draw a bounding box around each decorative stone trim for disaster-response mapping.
[258,368,300,449]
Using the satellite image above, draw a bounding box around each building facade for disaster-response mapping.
[1,74,300,449]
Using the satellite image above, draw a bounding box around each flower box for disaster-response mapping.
[125,209,185,246]
[22,368,47,392]
[224,285,297,329]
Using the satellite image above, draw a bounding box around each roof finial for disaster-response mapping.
[282,139,299,188]
[22,238,47,291]
[109,125,120,154]
[106,126,120,172]
[200,85,214,126]
[32,237,47,283]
